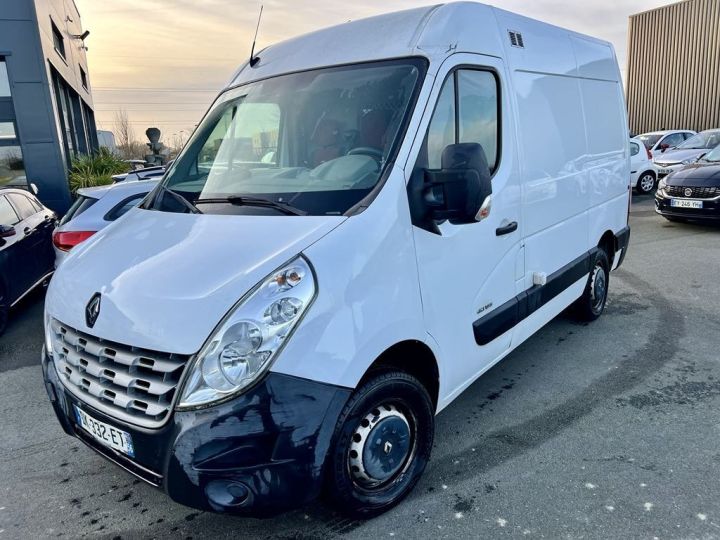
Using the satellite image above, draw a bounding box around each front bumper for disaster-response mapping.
[42,351,351,516]
[654,164,685,178]
[655,190,720,221]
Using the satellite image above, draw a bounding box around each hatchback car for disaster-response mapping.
[0,188,56,334]
[630,137,658,194]
[656,142,720,222]
[636,130,696,159]
[653,129,720,178]
[53,179,157,266]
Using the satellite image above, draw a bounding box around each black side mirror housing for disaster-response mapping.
[423,143,492,225]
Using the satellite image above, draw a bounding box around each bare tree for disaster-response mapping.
[113,109,134,151]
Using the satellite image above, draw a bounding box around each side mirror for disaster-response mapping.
[0,225,16,238]
[422,143,492,225]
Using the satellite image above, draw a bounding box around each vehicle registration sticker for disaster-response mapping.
[670,199,702,209]
[73,405,135,457]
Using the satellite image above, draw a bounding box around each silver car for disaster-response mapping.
[653,129,720,178]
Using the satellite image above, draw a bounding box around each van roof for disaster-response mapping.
[229,1,619,89]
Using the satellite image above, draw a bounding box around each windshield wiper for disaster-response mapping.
[156,184,202,214]
[194,196,307,216]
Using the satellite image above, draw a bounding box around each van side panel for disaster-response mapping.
[513,71,590,282]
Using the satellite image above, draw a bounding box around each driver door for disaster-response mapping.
[408,55,523,403]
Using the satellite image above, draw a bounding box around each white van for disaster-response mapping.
[42,2,630,518]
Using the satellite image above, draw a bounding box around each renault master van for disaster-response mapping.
[42,2,630,517]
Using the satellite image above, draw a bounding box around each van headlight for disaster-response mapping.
[177,256,316,409]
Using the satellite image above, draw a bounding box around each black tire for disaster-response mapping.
[325,370,434,518]
[636,171,656,194]
[573,248,610,322]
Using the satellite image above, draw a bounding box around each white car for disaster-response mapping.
[630,137,658,194]
[43,3,630,518]
[636,129,696,159]
[111,165,166,184]
[52,179,157,265]
[653,129,720,178]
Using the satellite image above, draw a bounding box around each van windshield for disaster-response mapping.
[150,59,425,216]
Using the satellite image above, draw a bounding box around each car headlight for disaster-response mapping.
[681,158,697,165]
[177,256,316,409]
[658,178,667,191]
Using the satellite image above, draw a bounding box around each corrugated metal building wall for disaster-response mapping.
[627,0,720,135]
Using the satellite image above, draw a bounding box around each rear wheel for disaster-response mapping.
[573,248,610,322]
[636,172,656,194]
[326,371,434,518]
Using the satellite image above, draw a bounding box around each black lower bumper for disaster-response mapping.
[42,352,351,516]
[655,192,720,221]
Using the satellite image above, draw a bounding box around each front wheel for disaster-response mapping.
[325,371,434,518]
[636,172,656,194]
[573,248,610,322]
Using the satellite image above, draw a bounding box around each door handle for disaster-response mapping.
[24,226,35,236]
[496,221,518,236]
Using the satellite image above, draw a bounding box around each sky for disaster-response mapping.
[77,0,674,146]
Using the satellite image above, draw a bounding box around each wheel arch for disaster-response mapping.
[598,230,616,262]
[359,340,440,411]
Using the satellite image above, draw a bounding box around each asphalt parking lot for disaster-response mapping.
[2,194,720,539]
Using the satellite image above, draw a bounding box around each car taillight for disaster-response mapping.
[52,230,95,251]
[647,148,652,160]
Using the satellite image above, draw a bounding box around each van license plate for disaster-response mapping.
[670,199,702,209]
[73,405,135,457]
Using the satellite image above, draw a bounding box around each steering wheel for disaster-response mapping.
[348,147,384,161]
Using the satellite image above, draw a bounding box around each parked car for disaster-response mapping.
[653,129,720,178]
[42,4,630,518]
[53,179,158,266]
[111,165,166,184]
[0,188,56,334]
[636,129,696,158]
[630,137,658,194]
[656,142,720,222]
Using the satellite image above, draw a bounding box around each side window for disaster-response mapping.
[421,68,500,172]
[630,142,640,156]
[684,132,694,140]
[105,193,147,221]
[0,195,19,226]
[426,77,456,169]
[663,133,684,148]
[8,193,37,219]
[458,70,499,171]
[27,196,43,212]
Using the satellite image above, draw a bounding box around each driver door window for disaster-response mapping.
[420,69,499,172]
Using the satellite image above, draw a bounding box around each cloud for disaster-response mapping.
[79,0,672,136]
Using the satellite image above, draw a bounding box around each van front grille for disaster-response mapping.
[666,185,720,199]
[50,319,190,428]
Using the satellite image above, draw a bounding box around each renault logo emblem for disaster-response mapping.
[85,293,101,328]
[684,187,693,197]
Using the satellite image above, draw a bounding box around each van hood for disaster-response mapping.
[47,208,345,354]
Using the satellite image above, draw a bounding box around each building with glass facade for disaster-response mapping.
[0,0,97,213]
